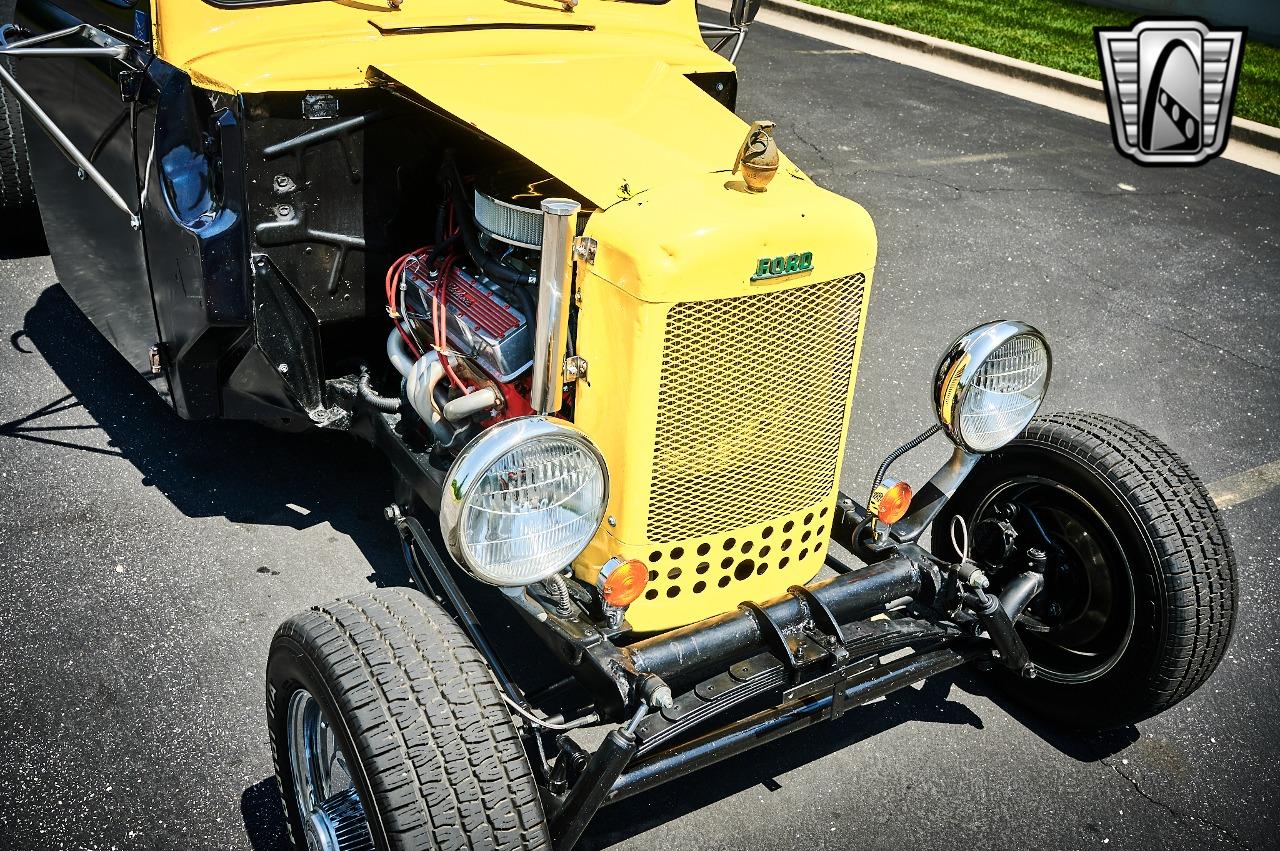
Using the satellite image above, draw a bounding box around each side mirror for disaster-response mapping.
[729,0,761,28]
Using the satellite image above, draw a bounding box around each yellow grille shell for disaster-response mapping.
[570,172,876,632]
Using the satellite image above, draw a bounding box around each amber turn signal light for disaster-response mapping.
[601,559,648,607]
[874,481,913,525]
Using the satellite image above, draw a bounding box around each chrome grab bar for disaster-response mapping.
[699,0,761,63]
[0,24,140,228]
[699,21,751,64]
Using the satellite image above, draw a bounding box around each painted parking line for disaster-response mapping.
[1208,459,1280,510]
[849,145,1087,170]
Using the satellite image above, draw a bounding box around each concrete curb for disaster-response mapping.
[757,0,1280,154]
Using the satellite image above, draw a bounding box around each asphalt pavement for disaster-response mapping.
[2,18,1279,851]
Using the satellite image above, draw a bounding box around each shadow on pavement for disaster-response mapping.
[579,672,983,849]
[949,670,1140,762]
[580,666,1140,848]
[241,778,292,851]
[8,284,409,588]
[11,284,568,849]
[0,209,48,259]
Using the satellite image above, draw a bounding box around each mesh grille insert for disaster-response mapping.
[646,274,865,543]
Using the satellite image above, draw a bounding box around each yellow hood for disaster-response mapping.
[374,55,796,206]
[152,0,785,205]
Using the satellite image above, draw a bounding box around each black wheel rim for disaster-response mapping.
[971,476,1136,684]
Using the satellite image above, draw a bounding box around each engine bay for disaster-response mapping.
[383,159,591,453]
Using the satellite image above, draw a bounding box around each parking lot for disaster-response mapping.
[1,17,1278,851]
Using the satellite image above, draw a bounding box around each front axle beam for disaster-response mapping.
[625,553,937,684]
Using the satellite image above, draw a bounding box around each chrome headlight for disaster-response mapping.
[934,321,1051,453]
[440,417,609,586]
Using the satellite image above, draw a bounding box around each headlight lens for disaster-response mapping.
[440,417,608,586]
[934,321,1051,453]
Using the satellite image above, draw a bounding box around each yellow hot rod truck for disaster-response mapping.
[0,1,1237,849]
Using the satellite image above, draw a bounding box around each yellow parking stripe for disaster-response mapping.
[1208,459,1280,509]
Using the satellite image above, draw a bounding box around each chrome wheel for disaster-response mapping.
[286,689,374,851]
[972,476,1136,685]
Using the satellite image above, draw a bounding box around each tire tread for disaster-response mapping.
[269,588,550,851]
[1021,412,1237,714]
[0,0,35,209]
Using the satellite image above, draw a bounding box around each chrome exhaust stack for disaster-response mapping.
[531,198,581,414]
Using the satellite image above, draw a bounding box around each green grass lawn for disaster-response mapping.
[797,0,1280,127]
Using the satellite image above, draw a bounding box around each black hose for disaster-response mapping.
[357,370,401,413]
[482,243,539,320]
[509,281,537,322]
[424,233,459,270]
[433,198,447,245]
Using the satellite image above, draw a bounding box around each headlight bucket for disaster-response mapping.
[933,320,1052,454]
[440,416,609,587]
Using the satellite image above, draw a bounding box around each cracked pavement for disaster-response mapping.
[2,15,1279,851]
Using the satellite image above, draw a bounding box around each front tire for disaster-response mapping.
[936,412,1237,728]
[267,588,551,851]
[0,0,35,211]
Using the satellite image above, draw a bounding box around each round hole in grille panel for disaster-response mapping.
[606,497,843,632]
[646,275,865,544]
